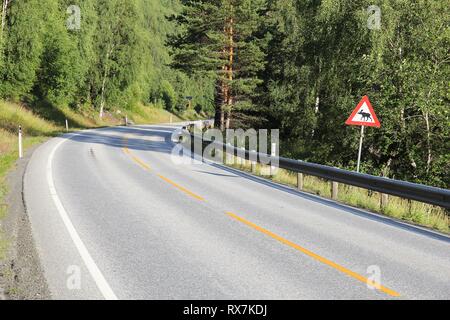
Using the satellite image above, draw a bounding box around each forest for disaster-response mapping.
[0,0,448,188]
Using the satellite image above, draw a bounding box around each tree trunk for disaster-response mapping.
[99,67,108,119]
[215,23,229,131]
[423,80,436,174]
[225,107,231,129]
[1,0,9,40]
[99,47,114,119]
[214,103,224,131]
[225,13,234,129]
[216,77,226,130]
[424,110,432,173]
[311,95,319,137]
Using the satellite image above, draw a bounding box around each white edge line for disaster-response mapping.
[46,133,118,300]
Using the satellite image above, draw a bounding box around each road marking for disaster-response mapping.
[226,212,400,297]
[47,134,118,300]
[131,155,151,170]
[122,147,152,171]
[122,136,204,201]
[157,174,205,201]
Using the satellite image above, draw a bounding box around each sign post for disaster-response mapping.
[345,96,380,173]
[356,125,364,173]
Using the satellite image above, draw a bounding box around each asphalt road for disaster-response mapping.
[24,124,450,299]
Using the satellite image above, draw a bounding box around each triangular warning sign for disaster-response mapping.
[345,96,380,127]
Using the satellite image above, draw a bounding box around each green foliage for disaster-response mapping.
[265,0,449,188]
[160,80,177,110]
[0,0,45,99]
[169,0,269,128]
[0,0,213,117]
[0,0,447,189]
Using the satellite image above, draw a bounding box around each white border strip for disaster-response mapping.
[46,133,118,300]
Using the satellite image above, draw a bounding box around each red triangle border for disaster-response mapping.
[345,96,380,127]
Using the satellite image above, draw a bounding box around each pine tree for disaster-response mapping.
[169,0,268,130]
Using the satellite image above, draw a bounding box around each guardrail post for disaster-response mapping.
[380,193,389,210]
[331,181,339,200]
[297,173,303,191]
[18,125,23,159]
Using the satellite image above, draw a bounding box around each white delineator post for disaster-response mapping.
[356,125,365,173]
[65,119,69,132]
[125,115,128,126]
[18,125,23,159]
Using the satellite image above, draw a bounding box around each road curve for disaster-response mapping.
[24,125,450,299]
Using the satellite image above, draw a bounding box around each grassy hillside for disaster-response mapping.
[0,100,192,259]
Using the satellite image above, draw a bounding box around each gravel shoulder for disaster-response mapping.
[0,145,51,300]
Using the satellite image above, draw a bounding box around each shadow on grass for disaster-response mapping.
[26,98,92,130]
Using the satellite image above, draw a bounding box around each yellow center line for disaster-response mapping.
[157,174,205,201]
[122,134,399,297]
[131,154,151,171]
[122,147,151,171]
[121,137,204,201]
[226,212,400,298]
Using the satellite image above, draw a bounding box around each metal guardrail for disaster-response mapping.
[185,133,450,209]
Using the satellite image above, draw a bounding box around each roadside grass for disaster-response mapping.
[0,99,185,259]
[127,103,205,124]
[227,156,449,234]
[0,101,59,136]
[128,103,184,124]
[177,108,205,121]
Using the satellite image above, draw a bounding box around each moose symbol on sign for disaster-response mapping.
[358,110,372,122]
[345,95,380,127]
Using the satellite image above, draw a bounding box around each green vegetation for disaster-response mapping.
[0,1,447,235]
[228,157,449,233]
[175,0,448,229]
[170,0,449,189]
[265,0,449,189]
[169,0,268,129]
[0,0,213,116]
[1,0,447,188]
